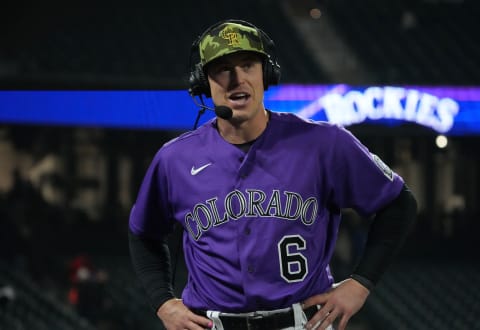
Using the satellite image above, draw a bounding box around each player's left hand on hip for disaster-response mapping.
[302,278,370,330]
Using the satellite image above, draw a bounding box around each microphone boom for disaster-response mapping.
[191,95,233,129]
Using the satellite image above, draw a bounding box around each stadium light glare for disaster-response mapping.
[435,135,448,149]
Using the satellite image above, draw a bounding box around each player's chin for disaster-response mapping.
[229,112,248,125]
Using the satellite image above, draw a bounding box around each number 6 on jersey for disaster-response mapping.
[278,235,308,282]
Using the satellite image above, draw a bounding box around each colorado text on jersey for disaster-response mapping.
[184,189,319,240]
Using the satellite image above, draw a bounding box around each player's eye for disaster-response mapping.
[242,62,253,69]
[212,65,231,74]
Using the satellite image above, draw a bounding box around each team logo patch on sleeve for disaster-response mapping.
[372,154,394,181]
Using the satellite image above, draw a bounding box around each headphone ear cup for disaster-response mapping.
[263,56,281,91]
[189,63,211,97]
[261,32,281,90]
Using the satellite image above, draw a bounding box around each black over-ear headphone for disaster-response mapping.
[188,19,281,97]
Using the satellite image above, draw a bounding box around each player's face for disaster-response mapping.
[206,51,266,124]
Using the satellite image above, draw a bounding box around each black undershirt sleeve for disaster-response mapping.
[350,184,418,290]
[128,230,175,312]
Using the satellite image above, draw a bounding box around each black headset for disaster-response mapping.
[188,19,281,97]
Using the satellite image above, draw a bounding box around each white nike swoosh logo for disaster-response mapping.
[190,163,212,175]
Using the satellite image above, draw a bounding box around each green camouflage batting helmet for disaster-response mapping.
[199,22,268,66]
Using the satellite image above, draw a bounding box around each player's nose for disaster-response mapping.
[229,66,246,87]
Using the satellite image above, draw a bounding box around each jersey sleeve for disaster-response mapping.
[129,150,175,239]
[328,125,404,216]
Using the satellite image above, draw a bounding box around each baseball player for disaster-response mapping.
[129,20,417,330]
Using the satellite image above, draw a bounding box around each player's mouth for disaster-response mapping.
[228,92,251,108]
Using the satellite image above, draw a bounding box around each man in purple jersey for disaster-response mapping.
[129,19,417,330]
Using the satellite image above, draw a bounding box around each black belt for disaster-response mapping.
[194,305,318,330]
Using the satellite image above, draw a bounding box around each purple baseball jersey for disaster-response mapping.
[129,111,404,312]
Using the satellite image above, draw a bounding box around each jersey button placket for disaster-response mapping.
[238,154,252,180]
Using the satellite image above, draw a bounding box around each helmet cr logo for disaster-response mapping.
[220,28,240,46]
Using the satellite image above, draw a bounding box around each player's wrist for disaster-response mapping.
[156,297,181,315]
[350,273,375,292]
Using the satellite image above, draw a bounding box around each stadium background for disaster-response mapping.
[0,0,479,329]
